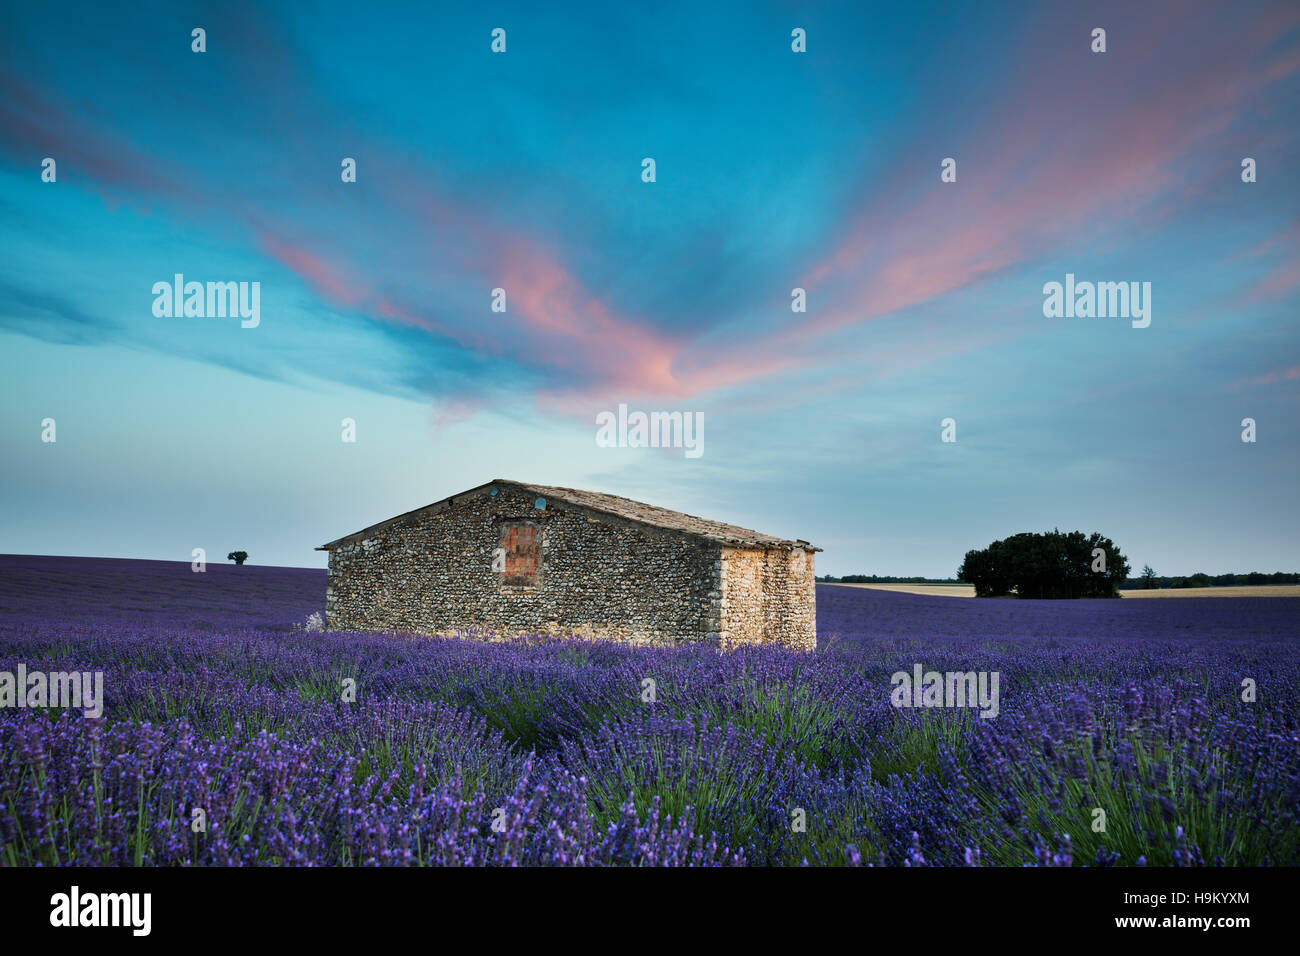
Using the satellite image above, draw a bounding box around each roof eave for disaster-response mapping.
[316,478,820,553]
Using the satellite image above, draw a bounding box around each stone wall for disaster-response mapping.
[719,546,817,651]
[325,483,816,649]
[325,484,723,643]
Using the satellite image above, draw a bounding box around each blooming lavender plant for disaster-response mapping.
[1,559,1296,866]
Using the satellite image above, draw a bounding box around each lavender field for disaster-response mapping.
[1,555,1297,866]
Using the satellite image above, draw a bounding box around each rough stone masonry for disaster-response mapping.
[317,479,819,650]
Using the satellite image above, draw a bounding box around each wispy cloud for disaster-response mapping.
[0,0,1297,420]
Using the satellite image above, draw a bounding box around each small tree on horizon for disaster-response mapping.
[227,551,248,566]
[1141,565,1157,588]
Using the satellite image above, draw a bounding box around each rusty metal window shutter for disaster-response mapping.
[501,522,539,586]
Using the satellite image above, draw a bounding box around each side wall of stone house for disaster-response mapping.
[325,484,723,643]
[719,546,817,651]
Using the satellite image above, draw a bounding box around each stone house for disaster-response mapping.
[316,479,819,649]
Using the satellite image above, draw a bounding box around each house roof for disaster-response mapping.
[316,478,820,552]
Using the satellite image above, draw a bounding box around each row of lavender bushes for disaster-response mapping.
[2,612,1297,866]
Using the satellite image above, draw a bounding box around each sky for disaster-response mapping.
[1,0,1297,577]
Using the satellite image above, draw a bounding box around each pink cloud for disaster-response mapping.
[0,69,199,209]
[1249,260,1300,300]
[258,233,370,308]
[1239,365,1300,387]
[11,2,1298,422]
[793,5,1300,347]
[496,237,685,397]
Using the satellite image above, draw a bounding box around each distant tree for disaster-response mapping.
[960,530,1129,598]
[1141,565,1157,589]
[227,551,248,566]
[1124,569,1299,589]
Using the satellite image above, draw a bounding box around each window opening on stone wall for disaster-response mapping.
[501,521,540,587]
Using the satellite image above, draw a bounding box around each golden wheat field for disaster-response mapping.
[1117,585,1300,598]
[828,583,977,597]
[827,583,1300,599]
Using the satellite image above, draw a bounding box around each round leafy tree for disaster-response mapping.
[958,530,1129,598]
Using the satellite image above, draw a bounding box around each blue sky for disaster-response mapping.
[1,0,1297,576]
